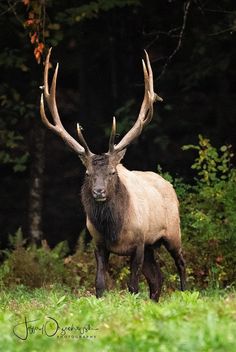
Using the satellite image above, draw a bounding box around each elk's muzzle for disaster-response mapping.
[92,188,107,202]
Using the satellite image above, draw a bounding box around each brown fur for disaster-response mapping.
[81,169,129,246]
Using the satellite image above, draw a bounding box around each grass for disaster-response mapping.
[0,286,236,352]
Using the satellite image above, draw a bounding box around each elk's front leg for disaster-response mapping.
[128,244,144,294]
[94,245,110,298]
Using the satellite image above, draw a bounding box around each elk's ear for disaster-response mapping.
[78,154,88,167]
[114,149,126,164]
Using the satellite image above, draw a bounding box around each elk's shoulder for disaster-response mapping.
[117,164,178,205]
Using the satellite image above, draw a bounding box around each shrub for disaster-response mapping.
[177,136,236,289]
[0,229,77,288]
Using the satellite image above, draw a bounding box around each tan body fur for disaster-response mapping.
[87,164,181,256]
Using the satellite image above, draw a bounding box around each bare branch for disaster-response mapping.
[157,0,191,81]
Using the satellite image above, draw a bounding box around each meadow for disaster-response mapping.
[1,286,236,352]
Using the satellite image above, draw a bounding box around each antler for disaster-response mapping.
[40,48,92,156]
[108,50,162,153]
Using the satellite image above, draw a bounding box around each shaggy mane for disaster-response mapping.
[81,176,129,246]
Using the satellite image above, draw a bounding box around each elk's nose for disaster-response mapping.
[92,188,106,201]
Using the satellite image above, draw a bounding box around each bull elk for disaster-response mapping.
[40,48,186,301]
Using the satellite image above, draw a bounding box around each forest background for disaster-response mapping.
[0,0,236,290]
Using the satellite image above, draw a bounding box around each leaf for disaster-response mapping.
[57,295,66,305]
[220,146,227,152]
[23,0,30,6]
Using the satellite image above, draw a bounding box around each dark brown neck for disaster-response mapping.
[81,176,129,246]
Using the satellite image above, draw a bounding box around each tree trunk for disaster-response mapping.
[28,119,45,245]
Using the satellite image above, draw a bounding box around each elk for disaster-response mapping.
[40,48,186,301]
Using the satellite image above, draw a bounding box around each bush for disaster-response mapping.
[0,229,77,288]
[177,136,236,289]
[0,229,132,292]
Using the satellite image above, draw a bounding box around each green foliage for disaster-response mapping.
[157,136,236,290]
[182,134,234,184]
[0,287,236,351]
[0,48,29,71]
[176,136,235,289]
[0,230,76,289]
[0,84,33,172]
[181,135,236,238]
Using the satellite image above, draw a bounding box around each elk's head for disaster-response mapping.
[83,149,125,202]
[40,48,162,202]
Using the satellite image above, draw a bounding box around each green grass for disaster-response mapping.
[0,286,236,352]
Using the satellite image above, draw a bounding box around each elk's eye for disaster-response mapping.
[109,169,116,176]
[85,170,90,176]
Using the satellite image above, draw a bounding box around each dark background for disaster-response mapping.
[0,0,235,250]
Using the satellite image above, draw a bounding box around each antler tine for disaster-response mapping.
[144,50,153,98]
[40,48,93,157]
[144,50,163,103]
[77,123,91,154]
[111,51,163,153]
[49,62,62,127]
[141,58,152,126]
[44,47,51,97]
[108,116,117,153]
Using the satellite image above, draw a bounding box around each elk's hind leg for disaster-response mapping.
[164,240,186,291]
[142,246,163,301]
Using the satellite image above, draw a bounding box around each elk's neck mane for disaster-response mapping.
[81,176,129,246]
